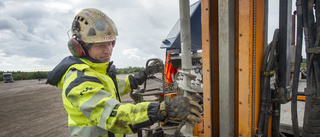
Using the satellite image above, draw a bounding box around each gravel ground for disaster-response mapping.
[0,74,161,137]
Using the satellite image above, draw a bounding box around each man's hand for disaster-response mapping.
[146,60,162,75]
[129,59,163,89]
[130,90,140,103]
[159,96,203,123]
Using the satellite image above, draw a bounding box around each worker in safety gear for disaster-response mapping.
[46,8,202,137]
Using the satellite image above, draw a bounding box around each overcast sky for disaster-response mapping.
[0,0,297,72]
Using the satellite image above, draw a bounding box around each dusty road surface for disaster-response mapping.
[0,74,161,137]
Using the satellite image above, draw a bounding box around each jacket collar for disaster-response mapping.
[79,58,110,74]
[46,56,113,86]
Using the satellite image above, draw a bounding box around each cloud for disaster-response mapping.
[0,1,4,8]
[122,48,141,60]
[0,16,27,30]
[0,0,73,71]
[0,0,200,71]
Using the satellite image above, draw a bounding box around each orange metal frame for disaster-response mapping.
[297,96,306,101]
[201,0,219,136]
[237,0,264,136]
[201,0,265,136]
[237,1,265,136]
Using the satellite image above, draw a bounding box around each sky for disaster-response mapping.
[0,0,299,72]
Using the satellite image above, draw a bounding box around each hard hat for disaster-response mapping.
[68,8,118,57]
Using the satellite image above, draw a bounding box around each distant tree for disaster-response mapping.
[0,71,50,81]
[0,66,145,82]
[14,74,23,80]
[115,66,144,75]
[301,58,307,68]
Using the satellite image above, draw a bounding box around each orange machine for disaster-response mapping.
[201,0,308,136]
[202,0,266,136]
[137,0,311,136]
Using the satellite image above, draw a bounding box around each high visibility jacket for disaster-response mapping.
[47,56,160,137]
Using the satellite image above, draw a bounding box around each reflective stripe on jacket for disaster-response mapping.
[47,56,159,137]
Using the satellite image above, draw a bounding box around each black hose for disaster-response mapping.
[257,29,279,136]
[302,0,320,136]
[257,38,273,135]
[306,0,316,86]
[314,0,320,88]
[291,0,304,136]
[262,30,278,136]
[307,0,315,47]
[314,59,320,90]
[315,0,320,91]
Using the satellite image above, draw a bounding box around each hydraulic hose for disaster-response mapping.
[290,0,303,136]
[315,0,320,91]
[302,0,320,136]
[257,29,279,136]
[257,39,271,136]
[262,30,278,136]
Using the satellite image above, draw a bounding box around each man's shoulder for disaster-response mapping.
[62,56,85,65]
[46,56,86,86]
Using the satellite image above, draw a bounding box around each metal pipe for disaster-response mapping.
[178,0,193,136]
[278,0,292,97]
[179,0,192,72]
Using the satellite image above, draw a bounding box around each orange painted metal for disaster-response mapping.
[201,0,219,136]
[236,0,254,136]
[297,95,306,101]
[193,116,204,137]
[164,93,176,100]
[201,0,212,136]
[201,0,265,136]
[255,0,265,135]
[235,0,264,136]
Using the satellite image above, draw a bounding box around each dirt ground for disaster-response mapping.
[0,74,161,137]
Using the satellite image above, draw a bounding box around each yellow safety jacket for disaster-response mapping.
[47,56,160,137]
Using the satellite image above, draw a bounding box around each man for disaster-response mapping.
[46,8,202,137]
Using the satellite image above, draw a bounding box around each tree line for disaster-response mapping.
[0,71,50,81]
[0,66,144,82]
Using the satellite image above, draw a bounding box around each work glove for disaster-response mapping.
[159,96,203,123]
[130,90,141,103]
[107,64,117,76]
[107,63,117,83]
[145,60,162,75]
[129,60,163,89]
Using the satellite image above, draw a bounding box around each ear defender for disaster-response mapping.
[68,38,86,57]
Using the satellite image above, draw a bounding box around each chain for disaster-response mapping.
[252,0,257,136]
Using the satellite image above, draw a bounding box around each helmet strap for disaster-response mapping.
[85,43,93,50]
[84,43,93,59]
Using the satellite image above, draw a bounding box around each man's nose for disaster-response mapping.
[103,45,113,53]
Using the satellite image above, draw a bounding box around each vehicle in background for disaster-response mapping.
[3,73,13,83]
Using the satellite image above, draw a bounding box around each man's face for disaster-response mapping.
[87,41,115,62]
